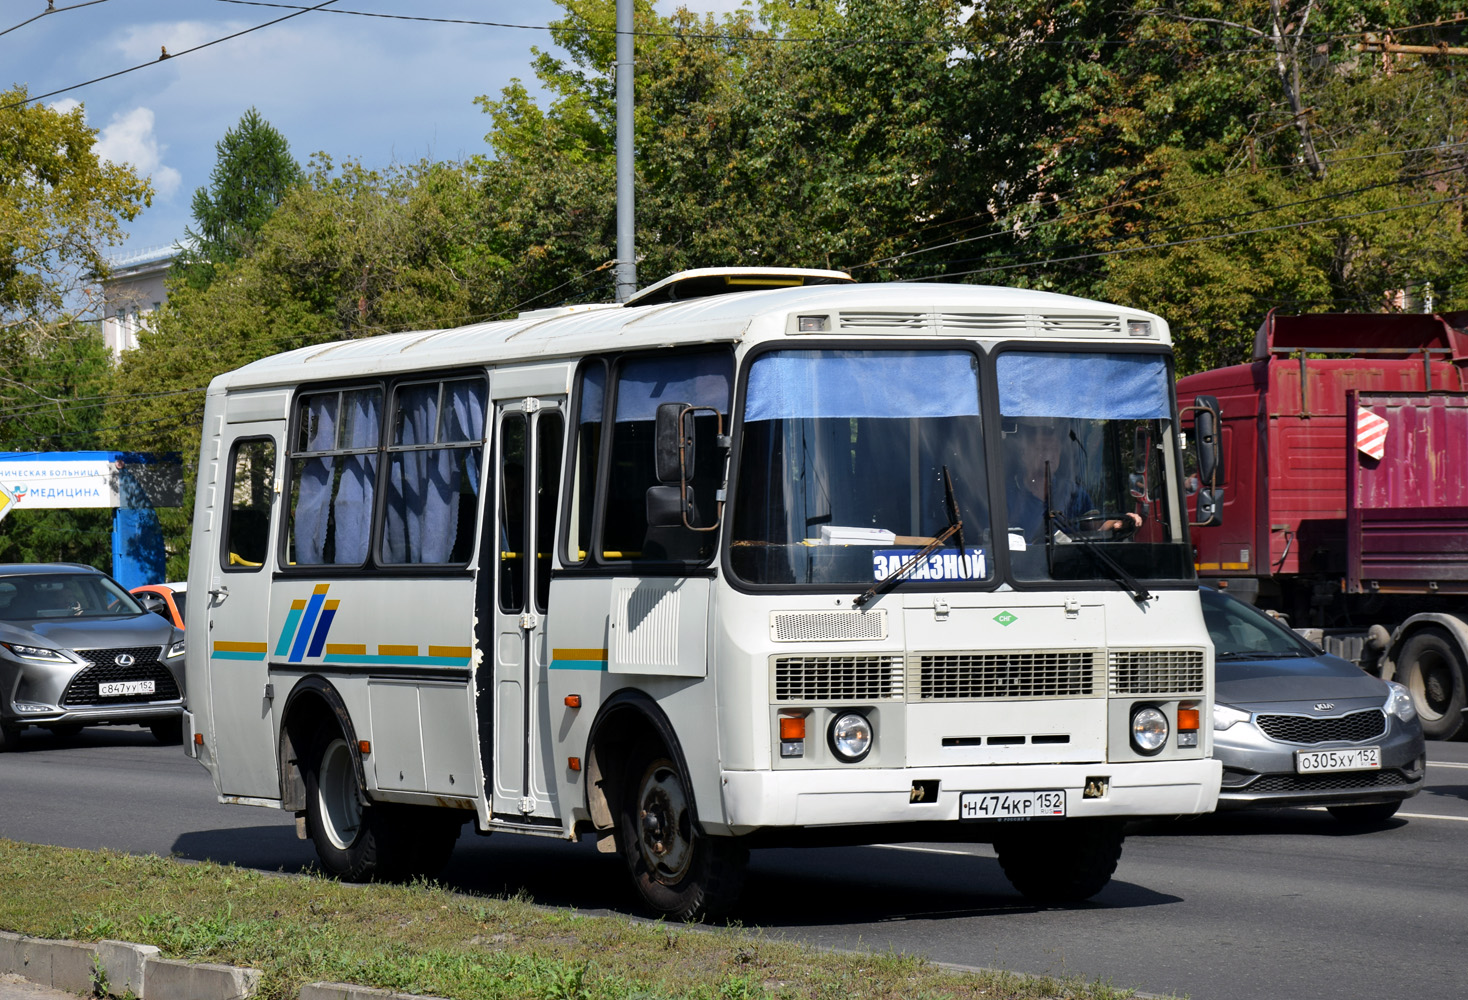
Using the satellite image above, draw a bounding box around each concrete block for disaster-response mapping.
[36,939,96,994]
[300,984,450,1000]
[143,957,261,1000]
[98,939,160,998]
[0,931,23,976]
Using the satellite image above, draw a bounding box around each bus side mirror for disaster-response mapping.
[646,484,694,528]
[654,402,694,484]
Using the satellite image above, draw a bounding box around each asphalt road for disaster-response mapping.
[2,726,1466,1000]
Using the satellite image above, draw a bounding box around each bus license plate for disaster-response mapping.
[1295,746,1380,773]
[99,680,155,697]
[960,790,1066,821]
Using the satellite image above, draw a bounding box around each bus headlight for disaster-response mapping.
[1131,706,1169,755]
[828,712,873,763]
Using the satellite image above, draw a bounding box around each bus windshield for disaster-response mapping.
[730,348,993,588]
[997,350,1192,584]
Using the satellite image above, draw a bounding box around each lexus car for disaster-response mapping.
[1204,585,1425,825]
[0,563,186,750]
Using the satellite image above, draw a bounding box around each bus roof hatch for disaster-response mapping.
[624,267,854,307]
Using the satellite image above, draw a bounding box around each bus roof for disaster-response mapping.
[210,278,1170,393]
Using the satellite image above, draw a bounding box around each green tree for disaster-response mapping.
[175,107,304,288]
[0,85,152,331]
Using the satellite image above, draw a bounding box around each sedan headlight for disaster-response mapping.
[1384,680,1417,723]
[1213,703,1251,731]
[828,711,873,763]
[167,639,186,658]
[1,642,69,663]
[1131,706,1169,755]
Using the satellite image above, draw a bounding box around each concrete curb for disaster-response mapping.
[1,931,443,1000]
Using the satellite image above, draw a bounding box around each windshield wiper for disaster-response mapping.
[1046,505,1153,604]
[854,466,964,609]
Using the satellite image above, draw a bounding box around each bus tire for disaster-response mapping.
[305,734,403,882]
[993,818,1124,904]
[1397,627,1466,740]
[619,749,747,922]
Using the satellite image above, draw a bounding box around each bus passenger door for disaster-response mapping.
[207,426,282,799]
[487,399,565,820]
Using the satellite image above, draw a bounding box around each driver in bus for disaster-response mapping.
[1005,417,1143,545]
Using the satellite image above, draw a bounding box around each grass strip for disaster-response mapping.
[0,839,1159,1000]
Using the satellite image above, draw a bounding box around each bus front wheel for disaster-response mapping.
[618,749,747,922]
[306,735,402,881]
[993,818,1124,904]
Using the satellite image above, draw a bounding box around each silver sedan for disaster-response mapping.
[1203,586,1424,825]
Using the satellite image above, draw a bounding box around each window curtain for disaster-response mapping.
[332,389,379,564]
[294,394,337,565]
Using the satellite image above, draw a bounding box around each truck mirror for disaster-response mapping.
[1193,395,1223,486]
[646,483,694,528]
[654,402,694,484]
[1195,487,1223,528]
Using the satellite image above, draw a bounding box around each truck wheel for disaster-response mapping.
[619,748,747,921]
[993,819,1125,904]
[305,734,404,881]
[1326,801,1401,827]
[1397,627,1466,740]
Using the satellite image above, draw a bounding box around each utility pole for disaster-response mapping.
[615,0,637,302]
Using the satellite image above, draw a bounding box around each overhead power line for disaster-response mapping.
[0,0,112,39]
[0,0,340,111]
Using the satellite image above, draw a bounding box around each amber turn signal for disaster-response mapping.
[1176,705,1200,731]
[358,740,372,755]
[565,694,581,709]
[568,757,582,771]
[779,715,806,740]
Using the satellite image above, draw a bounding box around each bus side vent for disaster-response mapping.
[914,650,1102,700]
[773,654,904,702]
[770,610,887,642]
[1039,314,1124,337]
[837,311,932,332]
[939,313,1029,333]
[1107,649,1206,695]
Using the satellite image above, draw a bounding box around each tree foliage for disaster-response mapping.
[175,107,305,289]
[0,85,152,332]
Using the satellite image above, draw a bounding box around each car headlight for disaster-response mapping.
[828,711,873,763]
[2,642,69,663]
[1131,706,1169,755]
[167,639,186,658]
[1213,703,1251,731]
[1384,680,1417,723]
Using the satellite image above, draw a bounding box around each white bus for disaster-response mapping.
[185,268,1221,919]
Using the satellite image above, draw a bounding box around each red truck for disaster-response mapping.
[1178,309,1468,739]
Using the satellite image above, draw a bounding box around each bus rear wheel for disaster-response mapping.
[993,818,1124,904]
[619,749,746,922]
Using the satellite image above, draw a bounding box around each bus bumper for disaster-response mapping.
[717,758,1222,835]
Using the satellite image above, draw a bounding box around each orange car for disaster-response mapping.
[130,582,187,630]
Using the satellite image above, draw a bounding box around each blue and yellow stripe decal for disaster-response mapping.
[212,641,268,661]
[551,648,609,671]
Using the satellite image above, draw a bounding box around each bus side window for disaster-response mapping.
[564,362,605,567]
[287,387,382,567]
[224,439,276,570]
[601,351,731,563]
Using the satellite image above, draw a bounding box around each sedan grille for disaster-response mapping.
[773,654,903,702]
[1244,769,1409,793]
[1256,709,1387,745]
[62,647,178,706]
[916,650,1101,700]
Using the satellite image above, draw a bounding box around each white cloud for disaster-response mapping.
[94,107,183,199]
[48,98,82,115]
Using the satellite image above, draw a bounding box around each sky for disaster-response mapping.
[5,0,749,261]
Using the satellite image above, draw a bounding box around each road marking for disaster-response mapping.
[1397,810,1468,822]
[875,844,987,857]
[1428,761,1468,770]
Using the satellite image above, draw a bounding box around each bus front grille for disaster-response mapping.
[773,655,904,702]
[915,650,1103,700]
[1108,649,1206,695]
